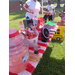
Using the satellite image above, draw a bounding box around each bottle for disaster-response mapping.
[33,40,39,54]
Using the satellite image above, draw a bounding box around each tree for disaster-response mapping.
[38,0,41,1]
[56,0,61,8]
[52,0,61,8]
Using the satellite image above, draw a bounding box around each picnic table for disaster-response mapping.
[9,25,58,75]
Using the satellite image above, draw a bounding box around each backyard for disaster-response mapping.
[9,6,65,75]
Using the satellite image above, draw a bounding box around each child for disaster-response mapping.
[43,0,55,23]
[59,4,65,22]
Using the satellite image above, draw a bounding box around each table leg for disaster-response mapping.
[51,40,54,47]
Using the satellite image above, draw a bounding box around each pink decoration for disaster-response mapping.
[19,20,24,29]
[51,12,53,15]
[62,16,65,22]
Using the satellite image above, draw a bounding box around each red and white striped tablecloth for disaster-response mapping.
[9,25,58,75]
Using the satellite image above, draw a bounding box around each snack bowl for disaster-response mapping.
[24,30,39,47]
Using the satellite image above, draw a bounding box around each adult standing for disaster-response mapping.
[23,0,52,19]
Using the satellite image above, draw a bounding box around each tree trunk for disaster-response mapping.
[56,0,61,8]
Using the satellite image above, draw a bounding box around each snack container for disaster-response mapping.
[24,30,39,47]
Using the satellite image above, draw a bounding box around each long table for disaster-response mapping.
[9,25,58,75]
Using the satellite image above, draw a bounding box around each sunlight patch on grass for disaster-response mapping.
[54,16,61,22]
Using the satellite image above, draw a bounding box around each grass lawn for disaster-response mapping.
[33,39,65,75]
[9,7,65,75]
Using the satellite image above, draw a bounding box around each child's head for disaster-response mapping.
[48,0,52,5]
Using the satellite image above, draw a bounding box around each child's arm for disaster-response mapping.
[61,11,65,14]
[59,13,64,17]
[58,10,65,17]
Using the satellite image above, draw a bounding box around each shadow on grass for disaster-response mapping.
[51,39,63,44]
[32,47,65,75]
[9,11,26,21]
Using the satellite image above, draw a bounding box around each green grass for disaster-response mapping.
[9,7,65,75]
[9,11,26,30]
[32,39,65,75]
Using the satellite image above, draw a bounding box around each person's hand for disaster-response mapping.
[59,13,64,17]
[47,11,52,15]
[29,11,34,14]
[61,11,65,14]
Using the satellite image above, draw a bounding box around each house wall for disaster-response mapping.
[9,1,21,13]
